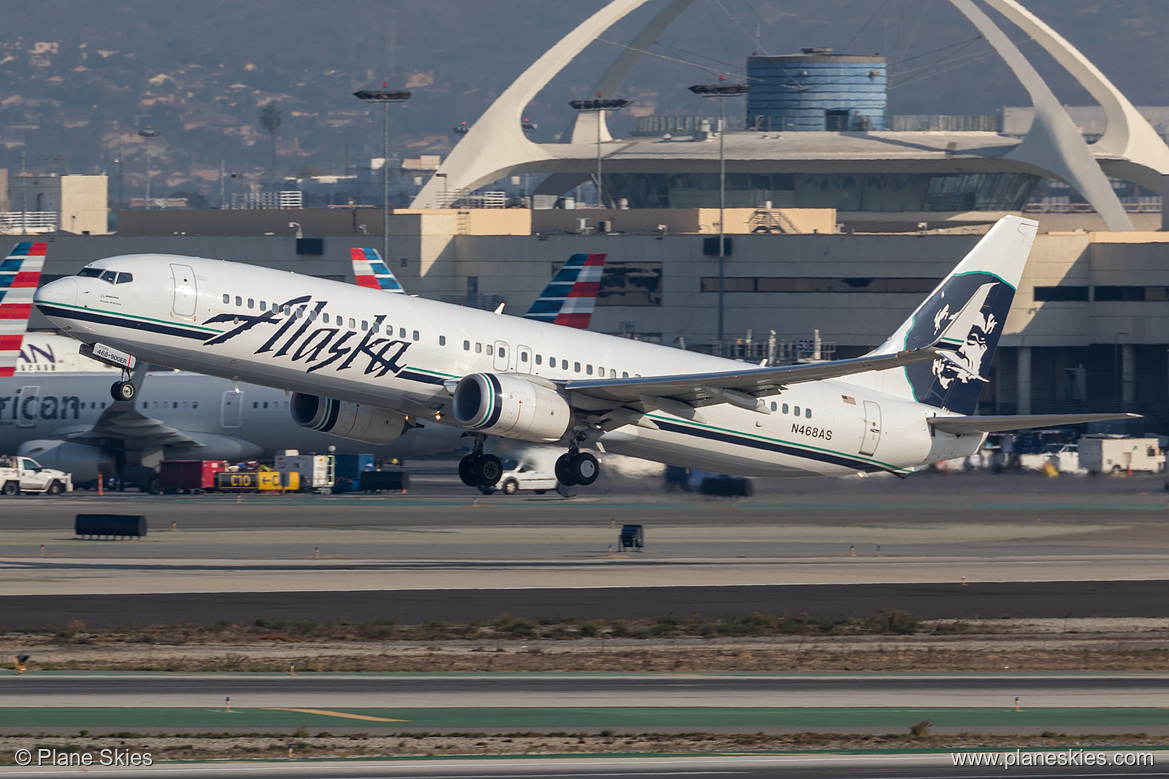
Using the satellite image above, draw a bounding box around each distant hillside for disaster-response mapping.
[0,0,1163,200]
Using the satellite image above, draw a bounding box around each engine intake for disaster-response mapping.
[452,373,572,443]
[290,393,408,445]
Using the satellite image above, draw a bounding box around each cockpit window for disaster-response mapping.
[77,268,102,278]
[99,270,118,284]
[116,272,133,284]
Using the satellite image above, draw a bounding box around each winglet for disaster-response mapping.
[0,241,48,377]
[351,247,406,294]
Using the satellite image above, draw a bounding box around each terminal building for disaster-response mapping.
[9,0,1169,432]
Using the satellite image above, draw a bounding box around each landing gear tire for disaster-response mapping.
[555,453,577,486]
[458,455,478,488]
[473,454,503,488]
[111,380,136,402]
[568,451,599,486]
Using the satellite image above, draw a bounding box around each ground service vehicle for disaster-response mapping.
[479,458,558,495]
[158,460,227,493]
[275,452,335,492]
[214,468,299,492]
[0,455,72,495]
[1079,436,1165,475]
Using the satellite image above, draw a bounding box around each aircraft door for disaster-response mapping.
[170,263,198,320]
[16,385,40,428]
[493,341,510,372]
[859,400,881,457]
[221,390,243,428]
[517,345,533,374]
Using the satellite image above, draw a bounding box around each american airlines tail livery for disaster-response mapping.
[353,246,606,329]
[33,216,1134,489]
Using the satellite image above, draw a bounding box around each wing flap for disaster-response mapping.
[929,413,1140,435]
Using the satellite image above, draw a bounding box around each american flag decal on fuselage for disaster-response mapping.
[0,241,47,377]
[524,253,605,330]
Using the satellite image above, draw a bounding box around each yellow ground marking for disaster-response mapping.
[261,707,408,722]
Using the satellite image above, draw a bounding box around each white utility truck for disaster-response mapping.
[0,455,73,495]
[1079,436,1165,475]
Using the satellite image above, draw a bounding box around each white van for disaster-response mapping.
[479,458,558,495]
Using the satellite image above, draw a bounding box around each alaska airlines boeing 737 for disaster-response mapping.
[33,216,1134,489]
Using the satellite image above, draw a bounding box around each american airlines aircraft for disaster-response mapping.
[33,216,1133,489]
[353,246,606,328]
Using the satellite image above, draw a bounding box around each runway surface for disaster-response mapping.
[4,579,1169,628]
[3,471,1168,625]
[6,673,1168,709]
[2,753,1164,779]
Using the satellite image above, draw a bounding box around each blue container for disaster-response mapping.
[332,453,375,493]
[746,48,886,132]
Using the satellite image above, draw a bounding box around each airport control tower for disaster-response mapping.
[745,47,887,132]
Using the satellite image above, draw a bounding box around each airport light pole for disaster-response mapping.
[354,86,411,264]
[568,96,631,208]
[138,127,159,210]
[688,80,748,353]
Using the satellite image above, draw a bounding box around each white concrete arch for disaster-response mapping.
[413,0,1157,229]
[411,0,661,209]
[950,0,1132,230]
[986,0,1169,172]
[984,0,1169,200]
[569,0,699,145]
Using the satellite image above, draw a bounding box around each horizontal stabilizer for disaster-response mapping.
[929,413,1141,435]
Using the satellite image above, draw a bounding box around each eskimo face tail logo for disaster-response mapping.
[904,274,1014,416]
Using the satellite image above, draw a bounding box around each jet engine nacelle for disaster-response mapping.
[452,373,572,443]
[290,393,408,445]
[17,440,122,484]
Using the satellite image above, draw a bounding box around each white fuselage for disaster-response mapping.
[0,370,463,463]
[36,255,983,477]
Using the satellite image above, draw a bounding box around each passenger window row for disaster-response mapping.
[769,400,813,418]
[215,295,645,380]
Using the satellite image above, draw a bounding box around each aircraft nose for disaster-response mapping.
[34,276,77,310]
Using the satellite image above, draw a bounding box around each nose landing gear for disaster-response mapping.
[110,368,136,402]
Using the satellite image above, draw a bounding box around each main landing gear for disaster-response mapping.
[110,368,136,402]
[554,449,598,487]
[459,437,502,489]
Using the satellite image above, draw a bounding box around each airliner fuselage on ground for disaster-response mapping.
[34,217,1132,488]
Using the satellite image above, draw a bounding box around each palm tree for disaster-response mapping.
[259,103,282,175]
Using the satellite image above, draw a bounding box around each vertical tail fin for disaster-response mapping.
[351,247,406,294]
[524,253,606,329]
[870,216,1038,416]
[0,241,47,377]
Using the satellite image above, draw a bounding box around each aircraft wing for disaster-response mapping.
[563,347,944,409]
[69,401,202,448]
[928,413,1141,435]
